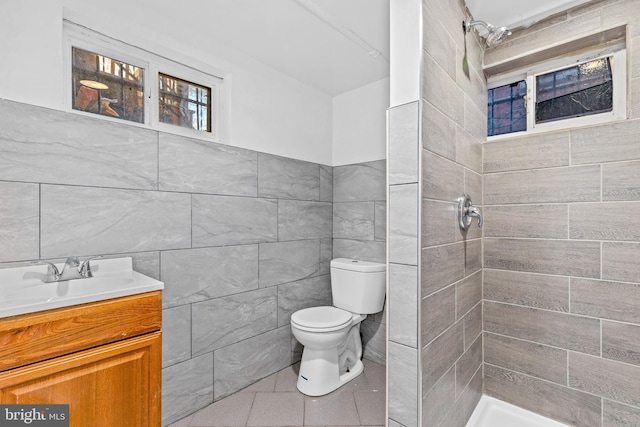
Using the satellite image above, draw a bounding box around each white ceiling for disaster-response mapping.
[466,0,594,32]
[65,0,594,96]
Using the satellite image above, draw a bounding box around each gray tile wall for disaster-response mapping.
[483,1,640,424]
[0,99,334,425]
[419,0,485,425]
[332,159,387,365]
[388,101,420,427]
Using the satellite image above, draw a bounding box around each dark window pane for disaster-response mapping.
[535,57,613,124]
[487,80,527,137]
[159,74,211,133]
[71,47,144,123]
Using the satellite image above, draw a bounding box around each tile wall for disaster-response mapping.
[0,99,387,425]
[419,0,485,426]
[333,160,387,364]
[483,0,640,425]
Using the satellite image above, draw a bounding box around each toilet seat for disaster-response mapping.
[291,306,353,332]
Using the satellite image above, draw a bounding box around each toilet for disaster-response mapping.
[290,258,386,396]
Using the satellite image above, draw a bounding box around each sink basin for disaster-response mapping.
[0,257,164,318]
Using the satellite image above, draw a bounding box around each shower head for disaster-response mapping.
[463,19,512,47]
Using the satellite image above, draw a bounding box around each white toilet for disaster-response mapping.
[290,258,386,396]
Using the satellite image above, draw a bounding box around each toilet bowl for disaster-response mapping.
[291,258,386,396]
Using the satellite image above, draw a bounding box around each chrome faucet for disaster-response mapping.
[33,256,102,283]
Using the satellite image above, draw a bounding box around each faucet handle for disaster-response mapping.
[79,256,103,278]
[31,260,61,282]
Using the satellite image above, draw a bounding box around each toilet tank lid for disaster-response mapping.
[331,258,386,273]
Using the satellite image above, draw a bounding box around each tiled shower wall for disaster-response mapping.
[420,0,484,426]
[0,99,336,425]
[482,0,640,425]
[387,0,485,425]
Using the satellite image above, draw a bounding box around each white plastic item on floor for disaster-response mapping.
[466,396,571,427]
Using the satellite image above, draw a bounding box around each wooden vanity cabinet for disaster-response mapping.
[0,291,162,427]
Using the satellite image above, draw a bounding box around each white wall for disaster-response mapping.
[0,1,390,167]
[390,0,422,107]
[0,0,334,165]
[332,77,389,166]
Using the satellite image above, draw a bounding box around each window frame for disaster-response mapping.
[487,47,627,140]
[63,21,223,142]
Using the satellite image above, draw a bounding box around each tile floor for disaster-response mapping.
[168,359,386,427]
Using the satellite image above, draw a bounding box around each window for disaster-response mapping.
[488,81,527,137]
[72,47,145,123]
[159,74,211,132]
[486,49,626,138]
[65,22,223,140]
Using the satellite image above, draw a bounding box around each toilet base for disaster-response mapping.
[296,348,364,396]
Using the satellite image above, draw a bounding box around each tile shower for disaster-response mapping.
[0,99,387,425]
[388,0,640,426]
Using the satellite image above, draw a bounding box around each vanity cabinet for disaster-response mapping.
[0,291,162,427]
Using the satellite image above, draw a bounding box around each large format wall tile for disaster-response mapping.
[278,200,332,241]
[422,242,464,297]
[192,195,277,247]
[422,321,463,394]
[569,352,640,407]
[571,278,640,323]
[483,132,570,173]
[422,100,456,162]
[390,184,419,265]
[603,161,640,201]
[159,133,257,196]
[422,199,457,247]
[422,53,464,126]
[333,160,386,202]
[604,400,640,426]
[162,305,191,368]
[258,240,320,287]
[388,342,418,427]
[603,321,640,367]
[571,118,640,164]
[484,204,568,239]
[484,238,600,278]
[484,165,600,204]
[602,242,640,283]
[421,284,455,345]
[333,202,375,240]
[277,275,332,326]
[484,364,601,427]
[455,335,482,397]
[389,263,418,348]
[0,181,39,262]
[192,287,277,355]
[484,301,601,354]
[389,102,420,186]
[161,245,259,307]
[333,239,386,263]
[456,270,482,319]
[484,269,570,312]
[484,333,567,385]
[0,100,158,190]
[422,367,456,427]
[319,165,333,202]
[40,185,191,258]
[570,202,640,241]
[422,150,464,201]
[257,153,320,200]
[214,326,291,400]
[162,353,214,425]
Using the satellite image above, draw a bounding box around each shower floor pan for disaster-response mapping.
[466,396,570,427]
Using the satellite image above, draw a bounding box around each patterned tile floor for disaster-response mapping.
[169,359,386,427]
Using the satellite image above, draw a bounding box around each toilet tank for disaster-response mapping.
[330,258,386,314]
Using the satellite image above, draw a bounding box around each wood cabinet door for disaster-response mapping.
[0,332,161,427]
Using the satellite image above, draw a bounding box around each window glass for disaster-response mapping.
[72,47,144,123]
[535,57,613,124]
[487,81,527,137]
[159,74,211,132]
